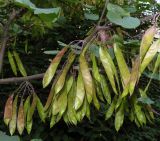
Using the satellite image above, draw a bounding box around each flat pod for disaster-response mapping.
[114,43,130,87]
[9,95,18,135]
[74,71,85,110]
[17,100,25,135]
[8,51,17,76]
[99,46,118,94]
[141,39,160,73]
[79,54,93,104]
[140,25,156,61]
[37,97,46,122]
[4,94,14,126]
[13,51,27,77]
[54,51,76,94]
[43,47,68,88]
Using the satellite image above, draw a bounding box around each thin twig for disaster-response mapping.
[98,0,109,26]
[0,73,44,84]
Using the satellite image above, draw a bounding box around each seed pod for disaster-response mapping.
[43,47,68,88]
[129,56,140,95]
[54,51,76,94]
[67,82,77,125]
[115,100,125,131]
[37,97,46,122]
[114,43,130,87]
[67,75,74,93]
[105,96,117,120]
[17,100,25,135]
[4,94,14,126]
[141,39,160,73]
[140,25,156,61]
[74,71,85,110]
[50,115,56,128]
[92,81,100,110]
[44,84,55,111]
[9,95,18,135]
[79,54,93,104]
[100,74,111,104]
[99,46,118,94]
[26,93,37,134]
[91,54,101,83]
[24,95,31,123]
[8,51,17,76]
[13,51,27,77]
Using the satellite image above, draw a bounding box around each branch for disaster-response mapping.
[0,73,44,84]
[0,9,23,73]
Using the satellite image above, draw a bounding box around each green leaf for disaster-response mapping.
[15,0,36,10]
[107,3,130,17]
[84,13,99,21]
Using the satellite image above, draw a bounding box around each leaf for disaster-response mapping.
[92,82,100,110]
[43,47,68,88]
[43,50,59,55]
[107,3,130,17]
[8,51,17,76]
[105,96,117,120]
[114,43,130,87]
[140,25,157,61]
[115,101,125,131]
[13,51,27,77]
[15,0,36,10]
[107,3,140,29]
[37,97,46,122]
[9,95,18,135]
[74,71,85,110]
[84,13,99,21]
[79,54,93,103]
[17,100,25,135]
[66,75,74,93]
[140,39,160,73]
[100,75,111,104]
[54,51,76,94]
[4,94,14,126]
[99,46,118,94]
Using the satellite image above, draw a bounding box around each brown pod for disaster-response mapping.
[4,94,14,126]
[17,100,25,135]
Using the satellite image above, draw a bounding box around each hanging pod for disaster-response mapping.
[140,25,157,61]
[4,94,14,126]
[54,51,76,94]
[140,39,160,73]
[99,46,118,95]
[43,47,68,88]
[8,51,17,76]
[13,51,27,77]
[9,95,18,135]
[74,71,85,110]
[17,100,25,135]
[79,53,94,104]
